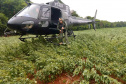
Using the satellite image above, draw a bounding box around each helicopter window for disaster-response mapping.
[41,8,50,18]
[43,8,48,11]
[17,5,40,19]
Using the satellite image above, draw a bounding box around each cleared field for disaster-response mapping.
[0,28,126,84]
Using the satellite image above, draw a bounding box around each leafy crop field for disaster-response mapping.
[0,27,126,84]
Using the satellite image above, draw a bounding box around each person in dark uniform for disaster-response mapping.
[57,18,66,44]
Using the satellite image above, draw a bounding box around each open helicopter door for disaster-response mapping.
[39,6,51,28]
[51,7,62,26]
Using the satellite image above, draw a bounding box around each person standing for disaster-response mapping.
[57,18,67,44]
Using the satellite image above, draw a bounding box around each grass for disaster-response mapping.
[0,27,126,84]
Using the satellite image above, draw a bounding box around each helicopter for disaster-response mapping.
[7,0,97,43]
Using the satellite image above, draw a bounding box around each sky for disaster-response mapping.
[30,0,126,22]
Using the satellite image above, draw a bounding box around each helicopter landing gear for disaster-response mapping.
[45,30,76,45]
[19,35,38,42]
[67,30,76,40]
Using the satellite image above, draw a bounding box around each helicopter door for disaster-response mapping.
[39,6,51,27]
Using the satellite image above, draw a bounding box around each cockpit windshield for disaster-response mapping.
[17,4,40,19]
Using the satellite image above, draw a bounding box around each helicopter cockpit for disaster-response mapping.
[16,4,40,19]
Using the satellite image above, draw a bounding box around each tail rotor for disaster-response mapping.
[92,10,97,31]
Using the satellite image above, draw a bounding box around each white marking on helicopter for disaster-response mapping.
[54,2,63,8]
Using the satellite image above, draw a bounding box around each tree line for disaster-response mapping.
[0,0,126,36]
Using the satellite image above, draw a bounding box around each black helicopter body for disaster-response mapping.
[7,0,97,37]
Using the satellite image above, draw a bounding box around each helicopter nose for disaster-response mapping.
[7,16,35,32]
[7,17,22,31]
[7,20,15,29]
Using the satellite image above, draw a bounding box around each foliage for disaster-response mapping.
[0,0,27,18]
[0,13,8,25]
[0,28,126,83]
[0,13,8,35]
[71,10,79,17]
[58,0,64,4]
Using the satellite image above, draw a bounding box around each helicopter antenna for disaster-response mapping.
[25,0,31,6]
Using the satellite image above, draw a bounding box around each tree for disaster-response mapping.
[0,13,8,25]
[0,0,27,19]
[0,13,8,35]
[25,0,30,2]
[59,0,64,3]
[71,10,79,17]
[86,16,92,19]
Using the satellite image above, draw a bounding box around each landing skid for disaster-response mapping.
[19,35,38,42]
[19,30,76,44]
